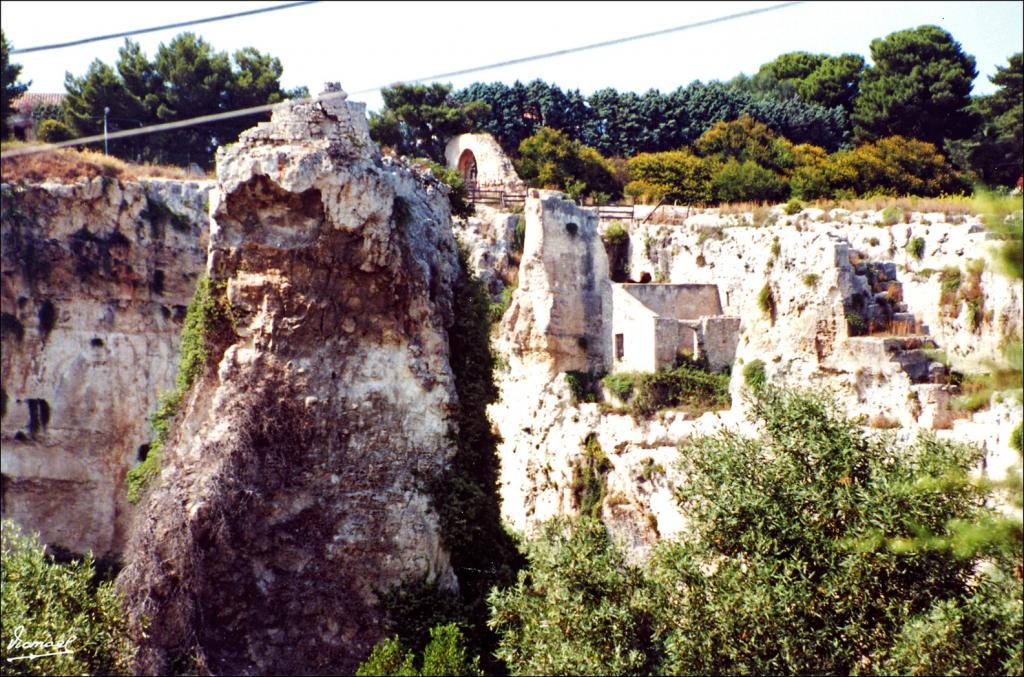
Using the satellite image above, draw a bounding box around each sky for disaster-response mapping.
[2,0,1022,113]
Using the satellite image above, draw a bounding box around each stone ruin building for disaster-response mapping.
[445,133,527,193]
[611,283,740,373]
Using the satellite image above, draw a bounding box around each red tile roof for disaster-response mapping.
[12,93,66,113]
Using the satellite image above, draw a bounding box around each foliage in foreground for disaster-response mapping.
[356,623,482,677]
[0,520,135,676]
[487,388,1022,676]
[487,518,656,676]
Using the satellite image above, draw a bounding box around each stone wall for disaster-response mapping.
[1,177,211,556]
[653,318,698,370]
[499,190,611,375]
[617,283,723,319]
[610,285,658,372]
[701,316,742,372]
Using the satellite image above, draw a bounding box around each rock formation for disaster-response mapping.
[498,190,612,375]
[117,87,461,674]
[1,177,210,556]
[476,200,1023,561]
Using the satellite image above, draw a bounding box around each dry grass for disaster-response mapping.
[1,144,203,183]
[717,200,775,216]
[869,413,901,429]
[809,195,973,215]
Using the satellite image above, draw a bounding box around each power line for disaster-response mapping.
[385,1,805,87]
[10,1,319,55]
[1,1,804,158]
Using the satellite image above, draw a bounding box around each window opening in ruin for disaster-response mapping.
[27,398,50,436]
[615,333,624,360]
[457,149,478,189]
[566,222,578,236]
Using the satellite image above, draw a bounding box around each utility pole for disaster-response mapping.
[103,107,110,155]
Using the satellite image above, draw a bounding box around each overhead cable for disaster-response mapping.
[10,1,320,54]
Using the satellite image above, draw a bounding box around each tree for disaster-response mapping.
[515,127,619,199]
[798,53,865,113]
[852,25,978,147]
[824,135,965,197]
[651,387,1016,675]
[61,34,297,166]
[961,53,1024,188]
[625,150,715,205]
[487,518,657,676]
[693,114,794,173]
[369,83,488,162]
[2,30,30,139]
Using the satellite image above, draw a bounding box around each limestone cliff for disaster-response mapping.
[0,177,210,556]
[117,88,461,674]
[478,201,1022,561]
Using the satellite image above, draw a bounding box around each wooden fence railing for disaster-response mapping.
[467,188,639,221]
[468,188,526,208]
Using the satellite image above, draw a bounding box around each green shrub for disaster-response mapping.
[784,198,804,215]
[625,149,715,205]
[743,359,766,389]
[802,273,820,287]
[36,119,74,143]
[357,636,416,676]
[846,309,868,336]
[488,284,516,324]
[573,435,612,518]
[756,283,774,316]
[881,205,903,226]
[512,215,526,254]
[712,159,789,204]
[907,236,926,260]
[357,623,482,676]
[654,387,1005,675]
[1012,422,1023,454]
[602,221,628,247]
[414,159,473,219]
[1,520,135,675]
[770,236,781,258]
[487,518,657,676]
[602,372,636,402]
[565,370,598,404]
[126,276,233,504]
[940,266,963,294]
[965,298,982,332]
[613,363,730,419]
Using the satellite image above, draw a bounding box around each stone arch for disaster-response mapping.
[444,133,526,193]
[457,149,478,188]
